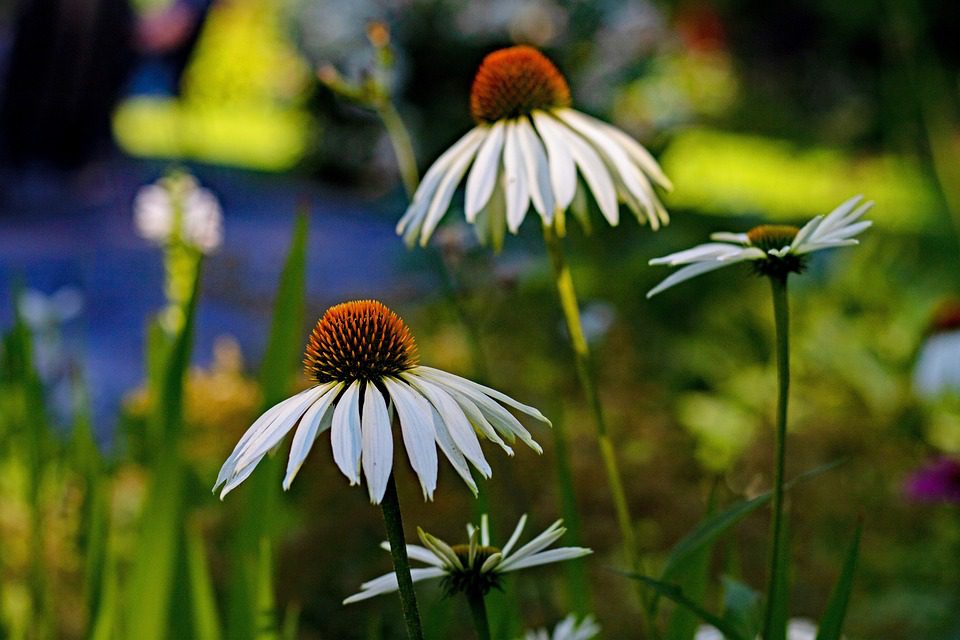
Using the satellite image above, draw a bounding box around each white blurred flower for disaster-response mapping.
[695,618,818,640]
[523,614,601,640]
[215,300,548,503]
[17,287,83,330]
[914,301,960,399]
[397,45,671,249]
[344,513,591,603]
[134,172,223,253]
[647,195,872,297]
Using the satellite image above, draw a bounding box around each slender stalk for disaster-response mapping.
[466,592,492,640]
[376,101,420,201]
[380,472,424,640]
[762,275,791,640]
[542,224,655,637]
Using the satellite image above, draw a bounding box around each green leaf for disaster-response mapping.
[816,521,863,640]
[228,212,309,640]
[126,261,202,640]
[186,522,223,640]
[626,575,748,640]
[661,459,844,585]
[666,484,718,640]
[720,576,762,640]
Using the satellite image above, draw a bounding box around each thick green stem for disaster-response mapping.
[466,592,491,640]
[762,275,791,640]
[380,473,424,640]
[543,224,656,637]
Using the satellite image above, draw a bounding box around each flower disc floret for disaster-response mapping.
[303,300,418,384]
[441,544,503,597]
[470,46,571,123]
[746,224,804,279]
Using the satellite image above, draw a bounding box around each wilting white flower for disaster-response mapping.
[214,300,548,504]
[523,614,601,640]
[134,172,223,253]
[695,617,818,640]
[914,300,960,399]
[647,195,873,297]
[397,45,671,248]
[344,514,591,603]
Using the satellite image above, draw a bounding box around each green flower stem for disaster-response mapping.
[763,275,791,640]
[380,472,424,640]
[466,592,492,640]
[543,224,655,636]
[375,101,420,201]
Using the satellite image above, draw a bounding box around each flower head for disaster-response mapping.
[523,614,601,640]
[134,171,223,253]
[904,456,960,504]
[647,195,872,297]
[214,300,548,504]
[914,300,960,399]
[343,514,591,603]
[397,45,671,249]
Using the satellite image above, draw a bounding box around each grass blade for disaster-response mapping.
[816,521,863,640]
[187,521,223,640]
[627,574,748,640]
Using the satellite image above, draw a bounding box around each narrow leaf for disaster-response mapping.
[720,576,762,640]
[816,521,863,640]
[627,574,748,640]
[187,522,223,640]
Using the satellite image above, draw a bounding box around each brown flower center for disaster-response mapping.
[303,300,418,384]
[470,46,571,123]
[746,224,800,253]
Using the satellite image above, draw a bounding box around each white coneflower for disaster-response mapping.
[397,45,672,248]
[214,300,548,504]
[523,614,601,640]
[134,172,223,253]
[914,300,960,399]
[647,195,873,297]
[344,514,591,603]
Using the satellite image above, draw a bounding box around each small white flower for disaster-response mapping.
[695,617,818,640]
[914,301,960,399]
[214,300,549,504]
[397,45,671,248]
[134,172,223,253]
[523,614,601,640]
[647,195,873,297]
[343,513,592,604]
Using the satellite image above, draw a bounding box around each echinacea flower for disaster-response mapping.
[647,195,872,297]
[344,514,591,603]
[214,300,548,504]
[523,614,601,640]
[904,456,960,504]
[397,45,672,248]
[134,171,223,253]
[914,300,960,399]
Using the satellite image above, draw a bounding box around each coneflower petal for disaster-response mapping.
[331,380,363,485]
[503,120,531,233]
[283,382,342,489]
[361,383,393,504]
[516,117,554,221]
[383,377,438,499]
[465,122,505,221]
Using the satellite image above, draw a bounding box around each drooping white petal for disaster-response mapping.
[562,108,673,191]
[465,121,506,221]
[710,231,749,244]
[503,121,531,233]
[331,380,363,485]
[218,453,268,499]
[532,110,577,211]
[283,382,343,489]
[214,386,318,491]
[433,379,542,453]
[418,128,488,246]
[397,127,486,245]
[544,114,619,225]
[361,383,394,504]
[516,117,555,221]
[501,547,593,572]
[447,389,513,455]
[383,377,438,500]
[403,373,492,478]
[414,366,551,426]
[648,242,747,266]
[646,257,750,298]
[379,541,445,567]
[500,514,528,556]
[556,109,655,222]
[342,567,447,604]
[426,400,478,495]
